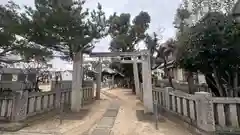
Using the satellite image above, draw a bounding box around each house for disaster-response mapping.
[154,42,206,85]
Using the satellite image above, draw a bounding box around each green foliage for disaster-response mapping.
[178,12,240,72]
[173,8,191,31]
[183,0,235,19]
[0,1,53,64]
[22,0,107,61]
[176,11,240,96]
[108,11,150,52]
[108,11,151,79]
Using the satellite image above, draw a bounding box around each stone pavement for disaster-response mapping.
[89,101,120,135]
[81,91,120,135]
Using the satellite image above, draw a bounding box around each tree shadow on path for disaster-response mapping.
[135,110,166,123]
[61,109,90,120]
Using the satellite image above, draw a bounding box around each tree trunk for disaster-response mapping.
[71,51,83,112]
[205,73,220,96]
[163,59,174,88]
[35,77,40,92]
[167,69,174,88]
[213,68,226,97]
[233,71,238,97]
[187,71,195,94]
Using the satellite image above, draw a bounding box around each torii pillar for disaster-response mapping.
[132,56,140,96]
[95,58,102,100]
[141,52,153,113]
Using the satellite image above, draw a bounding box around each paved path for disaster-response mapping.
[103,88,193,135]
[1,88,193,135]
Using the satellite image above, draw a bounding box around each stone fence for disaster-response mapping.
[0,87,94,122]
[50,80,111,91]
[152,87,240,134]
[155,79,209,93]
[50,80,94,91]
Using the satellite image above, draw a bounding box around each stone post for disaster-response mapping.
[194,92,215,132]
[55,89,61,109]
[165,87,173,110]
[142,52,153,113]
[96,59,102,100]
[91,83,95,100]
[111,75,115,89]
[12,91,29,121]
[133,56,140,96]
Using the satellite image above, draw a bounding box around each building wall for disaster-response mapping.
[61,71,72,80]
[198,73,206,84]
[171,67,206,84]
[177,68,184,81]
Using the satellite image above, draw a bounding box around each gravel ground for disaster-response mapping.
[1,94,111,135]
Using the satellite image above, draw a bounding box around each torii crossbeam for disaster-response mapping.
[89,51,149,57]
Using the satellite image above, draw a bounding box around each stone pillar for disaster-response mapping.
[12,91,28,121]
[133,57,140,96]
[71,51,83,112]
[194,92,215,132]
[165,87,173,109]
[55,89,61,108]
[142,52,153,113]
[96,59,102,100]
[111,75,115,89]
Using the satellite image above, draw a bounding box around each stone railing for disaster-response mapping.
[155,79,209,93]
[51,80,94,91]
[152,87,240,134]
[0,96,14,121]
[82,87,94,103]
[26,90,71,117]
[51,80,72,91]
[153,88,197,125]
[212,98,240,132]
[0,86,94,122]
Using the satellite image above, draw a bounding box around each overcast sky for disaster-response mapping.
[1,0,181,70]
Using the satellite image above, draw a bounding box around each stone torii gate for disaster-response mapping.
[115,57,142,96]
[89,50,153,112]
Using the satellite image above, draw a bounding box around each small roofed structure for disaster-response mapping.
[102,68,124,77]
